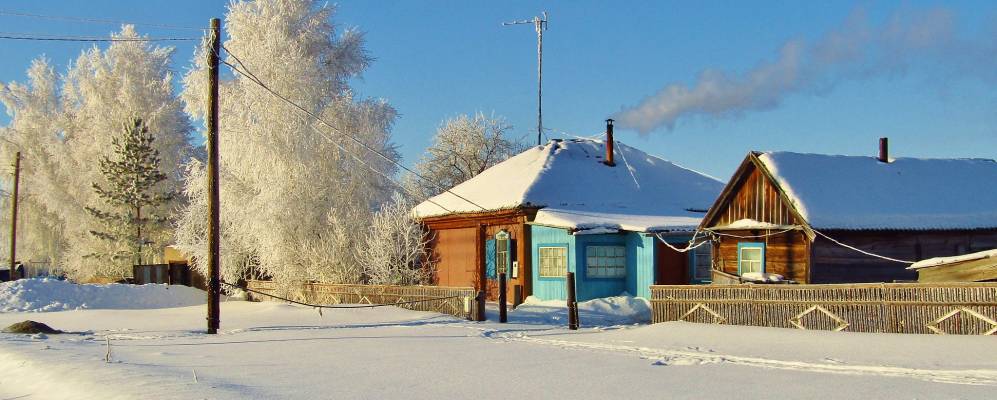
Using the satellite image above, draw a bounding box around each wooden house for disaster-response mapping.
[699,142,997,283]
[415,120,723,302]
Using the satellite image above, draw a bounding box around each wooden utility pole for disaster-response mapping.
[206,18,221,334]
[499,272,508,323]
[7,152,19,282]
[566,271,578,330]
[503,11,549,146]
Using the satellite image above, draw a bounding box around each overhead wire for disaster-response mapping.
[0,10,206,31]
[214,53,457,215]
[0,33,199,42]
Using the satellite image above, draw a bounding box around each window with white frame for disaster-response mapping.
[692,245,712,281]
[738,243,764,274]
[538,246,567,278]
[585,245,626,278]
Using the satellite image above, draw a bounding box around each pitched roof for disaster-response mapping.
[413,139,724,232]
[756,151,997,230]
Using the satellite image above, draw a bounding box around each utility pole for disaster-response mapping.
[7,152,19,282]
[206,17,221,334]
[503,11,549,146]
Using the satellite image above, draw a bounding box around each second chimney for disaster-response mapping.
[878,137,889,163]
[605,119,615,167]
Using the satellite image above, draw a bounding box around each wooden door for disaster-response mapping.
[656,242,688,285]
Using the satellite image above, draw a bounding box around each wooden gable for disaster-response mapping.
[700,152,810,235]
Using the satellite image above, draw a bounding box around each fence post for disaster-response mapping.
[499,272,508,323]
[567,272,579,330]
[513,284,523,309]
[475,290,486,321]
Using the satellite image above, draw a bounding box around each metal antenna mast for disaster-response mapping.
[503,11,548,146]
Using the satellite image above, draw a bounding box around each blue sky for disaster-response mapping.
[1,1,996,180]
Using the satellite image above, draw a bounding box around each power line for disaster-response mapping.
[0,10,205,31]
[213,56,457,215]
[219,45,489,213]
[0,33,198,42]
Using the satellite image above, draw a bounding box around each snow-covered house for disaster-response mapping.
[414,120,723,301]
[699,144,997,284]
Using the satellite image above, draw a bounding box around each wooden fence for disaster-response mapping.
[245,280,479,320]
[651,283,997,335]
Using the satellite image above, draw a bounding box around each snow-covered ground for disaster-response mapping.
[1,280,996,399]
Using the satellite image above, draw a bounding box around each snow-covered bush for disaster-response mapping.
[355,196,433,285]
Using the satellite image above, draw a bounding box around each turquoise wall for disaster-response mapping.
[530,225,662,301]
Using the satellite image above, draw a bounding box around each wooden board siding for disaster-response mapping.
[811,230,997,283]
[716,229,810,282]
[430,227,478,288]
[707,160,803,228]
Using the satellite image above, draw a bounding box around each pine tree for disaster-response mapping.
[86,118,172,266]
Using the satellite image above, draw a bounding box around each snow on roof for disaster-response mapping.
[908,248,997,270]
[712,218,798,231]
[756,152,997,230]
[413,139,724,232]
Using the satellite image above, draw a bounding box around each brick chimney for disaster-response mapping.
[604,119,615,167]
[878,137,889,163]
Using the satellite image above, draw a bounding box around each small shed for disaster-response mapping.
[908,249,997,282]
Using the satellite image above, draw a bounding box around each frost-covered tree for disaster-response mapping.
[406,113,525,200]
[86,118,173,266]
[175,0,399,289]
[355,196,433,285]
[0,26,194,279]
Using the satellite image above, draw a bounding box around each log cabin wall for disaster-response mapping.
[715,229,810,282]
[810,229,997,283]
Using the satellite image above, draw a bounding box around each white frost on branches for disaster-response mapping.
[174,0,400,289]
[355,196,433,285]
[0,26,193,279]
[405,113,525,201]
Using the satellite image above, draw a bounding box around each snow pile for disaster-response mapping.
[741,272,786,283]
[510,295,651,326]
[908,248,997,270]
[0,278,205,313]
[757,152,997,230]
[414,139,723,232]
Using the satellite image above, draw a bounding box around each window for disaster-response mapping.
[692,245,712,282]
[495,231,509,275]
[539,246,568,278]
[738,242,765,274]
[585,245,626,278]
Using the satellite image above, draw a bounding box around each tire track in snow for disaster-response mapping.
[479,329,997,386]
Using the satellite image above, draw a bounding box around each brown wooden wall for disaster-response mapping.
[711,164,801,227]
[483,223,531,302]
[715,229,811,282]
[430,227,478,288]
[811,230,997,283]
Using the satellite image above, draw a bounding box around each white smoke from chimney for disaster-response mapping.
[614,7,993,134]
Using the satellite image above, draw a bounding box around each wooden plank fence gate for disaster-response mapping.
[245,280,481,320]
[651,283,997,335]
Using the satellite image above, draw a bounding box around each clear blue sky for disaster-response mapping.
[2,0,996,180]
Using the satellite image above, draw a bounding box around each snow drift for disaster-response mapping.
[511,295,652,326]
[0,278,206,313]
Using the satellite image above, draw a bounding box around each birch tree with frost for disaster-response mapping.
[406,113,525,201]
[355,196,432,285]
[175,0,399,290]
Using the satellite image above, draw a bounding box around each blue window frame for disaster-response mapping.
[737,242,765,275]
